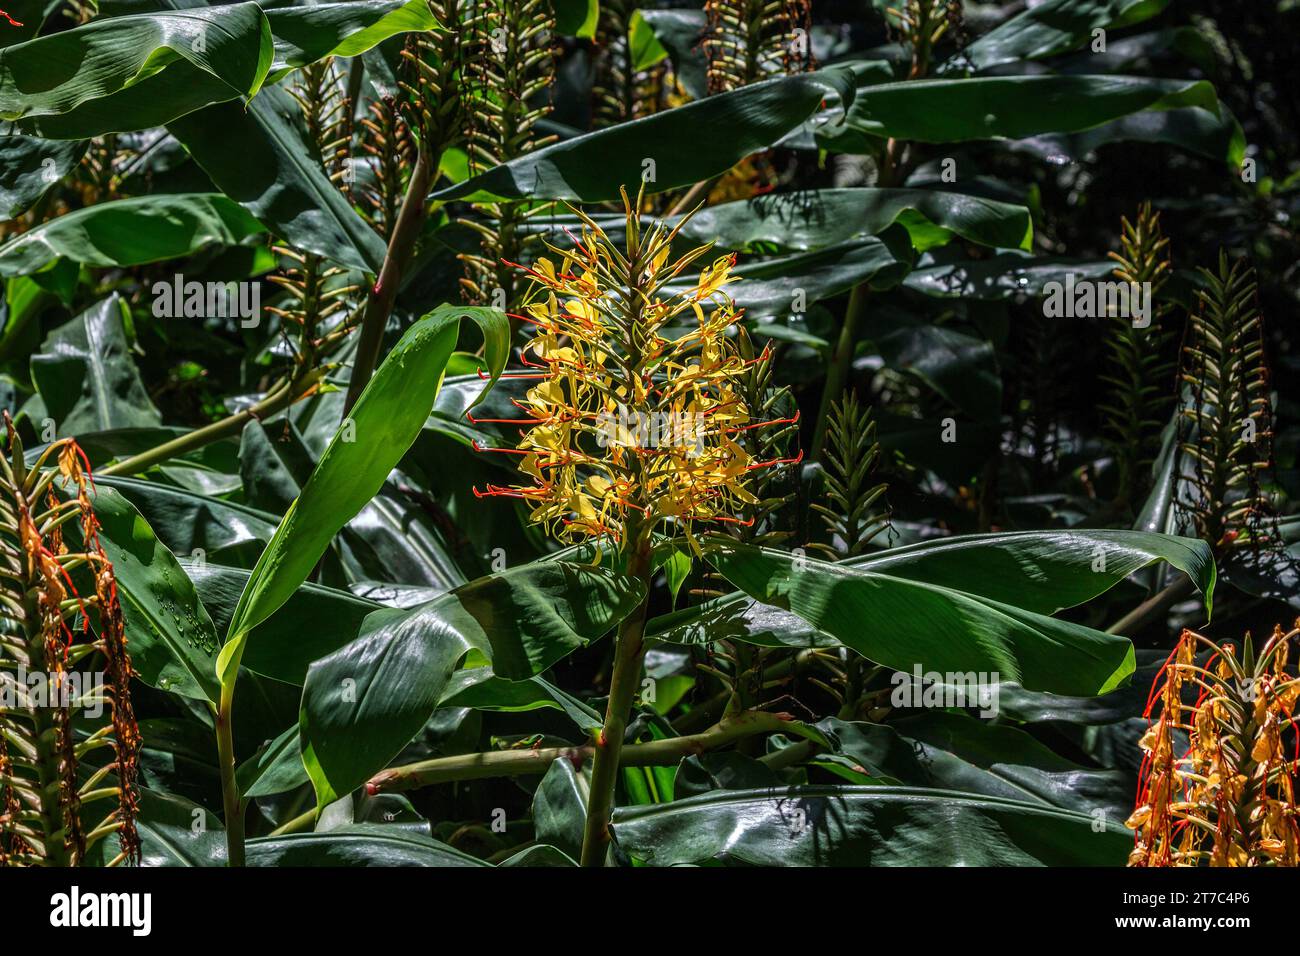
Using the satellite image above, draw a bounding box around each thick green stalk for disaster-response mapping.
[810,283,869,459]
[344,146,438,415]
[579,531,653,866]
[100,367,326,479]
[214,680,244,867]
[368,711,809,794]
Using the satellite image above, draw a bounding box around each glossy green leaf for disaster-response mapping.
[84,787,225,867]
[848,528,1214,617]
[679,188,1033,253]
[30,295,163,432]
[611,785,1130,865]
[1009,105,1245,166]
[533,758,588,860]
[903,252,1115,299]
[435,67,856,202]
[825,75,1232,156]
[8,0,436,139]
[83,485,222,702]
[187,562,379,685]
[217,303,509,691]
[816,716,1130,818]
[554,0,598,39]
[0,134,86,220]
[265,0,440,79]
[668,231,912,322]
[246,825,488,866]
[0,193,264,276]
[169,88,386,273]
[101,476,280,560]
[953,0,1170,73]
[299,561,645,805]
[0,3,273,124]
[703,537,1137,695]
[236,725,308,799]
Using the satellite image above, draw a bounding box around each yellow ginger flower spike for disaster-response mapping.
[471,186,800,550]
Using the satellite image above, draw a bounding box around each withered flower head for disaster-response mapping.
[1128,625,1300,867]
[0,414,140,867]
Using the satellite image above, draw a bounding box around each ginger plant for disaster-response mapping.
[703,0,813,94]
[1101,203,1176,509]
[1176,253,1273,555]
[1128,624,1299,866]
[0,415,141,867]
[458,0,556,308]
[474,189,795,864]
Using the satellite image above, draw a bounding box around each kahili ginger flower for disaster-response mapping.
[471,188,800,866]
[1128,624,1300,866]
[0,413,141,867]
[472,186,798,551]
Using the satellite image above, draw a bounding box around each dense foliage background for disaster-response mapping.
[1,0,1296,867]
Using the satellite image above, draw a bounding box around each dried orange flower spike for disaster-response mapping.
[1128,625,1300,867]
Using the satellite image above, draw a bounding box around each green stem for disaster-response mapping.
[811,283,869,459]
[100,367,326,479]
[343,145,438,415]
[367,711,808,794]
[578,532,653,866]
[214,680,245,867]
[1105,575,1195,636]
[269,806,317,837]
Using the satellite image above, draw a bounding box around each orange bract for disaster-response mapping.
[1128,625,1300,866]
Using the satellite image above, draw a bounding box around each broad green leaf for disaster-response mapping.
[236,724,309,799]
[0,134,86,220]
[187,562,379,685]
[628,9,668,71]
[169,87,386,273]
[101,476,280,560]
[435,67,857,202]
[441,670,603,732]
[0,3,273,123]
[953,0,1170,73]
[703,537,1136,695]
[868,320,1001,420]
[635,9,707,100]
[825,75,1230,153]
[84,787,225,867]
[816,716,1130,818]
[265,0,441,79]
[216,304,509,691]
[610,786,1130,865]
[498,845,578,867]
[533,759,588,861]
[667,231,913,322]
[679,188,1033,253]
[8,1,435,138]
[246,825,488,866]
[1009,105,1246,167]
[299,561,645,805]
[0,193,264,276]
[667,530,1212,677]
[673,752,781,799]
[647,596,830,649]
[554,0,598,39]
[849,529,1215,616]
[82,485,222,702]
[30,295,163,433]
[903,251,1115,299]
